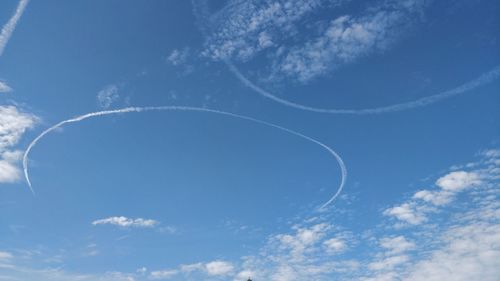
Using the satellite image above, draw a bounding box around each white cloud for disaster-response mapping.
[205,261,234,276]
[234,269,256,281]
[368,254,409,271]
[2,148,498,281]
[201,0,428,82]
[258,31,273,48]
[274,223,330,260]
[149,269,178,280]
[436,171,481,191]
[412,189,453,206]
[179,263,204,273]
[362,148,500,280]
[202,0,324,61]
[323,237,346,254]
[0,81,12,93]
[379,236,415,255]
[166,48,190,66]
[0,106,38,151]
[402,202,500,281]
[0,251,13,261]
[97,84,119,109]
[385,169,486,226]
[0,105,38,183]
[274,1,425,82]
[383,203,427,225]
[92,216,158,228]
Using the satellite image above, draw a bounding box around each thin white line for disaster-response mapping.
[23,106,347,209]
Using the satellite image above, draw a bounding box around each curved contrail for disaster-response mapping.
[228,63,500,114]
[0,0,29,57]
[23,106,346,209]
[191,0,500,114]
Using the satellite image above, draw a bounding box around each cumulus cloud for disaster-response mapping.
[363,148,500,280]
[0,105,38,183]
[385,168,487,226]
[383,202,427,225]
[412,189,453,206]
[379,236,415,255]
[323,237,346,254]
[436,171,481,191]
[97,84,119,109]
[92,216,158,228]
[403,221,500,281]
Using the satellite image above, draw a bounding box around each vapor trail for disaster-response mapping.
[228,63,500,114]
[0,0,29,57]
[23,106,346,209]
[191,1,500,114]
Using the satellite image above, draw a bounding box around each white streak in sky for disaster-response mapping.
[228,63,500,114]
[23,106,346,209]
[0,0,29,57]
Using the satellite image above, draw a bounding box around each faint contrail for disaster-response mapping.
[228,63,500,114]
[191,1,500,114]
[0,0,29,57]
[23,106,346,209]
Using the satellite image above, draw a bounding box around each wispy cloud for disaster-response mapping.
[0,251,13,261]
[92,216,158,228]
[148,260,234,280]
[201,0,426,82]
[0,0,29,57]
[273,2,424,82]
[199,0,500,114]
[0,105,38,183]
[201,0,326,61]
[96,84,119,109]
[166,48,190,66]
[0,81,12,93]
[149,269,178,280]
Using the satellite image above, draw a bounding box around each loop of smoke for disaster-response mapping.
[23,106,347,210]
[228,63,500,114]
[192,0,500,114]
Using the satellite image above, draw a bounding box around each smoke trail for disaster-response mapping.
[191,0,500,114]
[228,62,500,115]
[23,106,346,209]
[0,0,29,57]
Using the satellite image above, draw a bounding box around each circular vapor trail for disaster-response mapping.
[228,63,500,114]
[23,106,346,210]
[191,0,500,114]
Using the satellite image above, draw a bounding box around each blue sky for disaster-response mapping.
[0,0,499,280]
